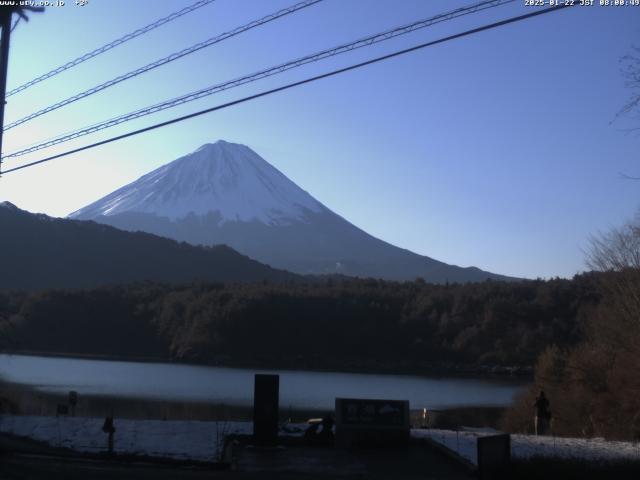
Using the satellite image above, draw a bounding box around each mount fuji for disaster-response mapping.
[69,140,512,283]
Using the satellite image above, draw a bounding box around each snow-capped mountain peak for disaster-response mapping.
[69,140,324,224]
[68,140,513,282]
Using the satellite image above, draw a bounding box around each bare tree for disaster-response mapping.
[616,46,640,125]
[586,216,640,351]
[615,45,640,179]
[504,218,640,440]
[587,214,640,272]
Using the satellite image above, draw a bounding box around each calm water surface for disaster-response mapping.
[0,354,526,410]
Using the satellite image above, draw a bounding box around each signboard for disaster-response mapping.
[335,398,409,448]
[339,398,407,427]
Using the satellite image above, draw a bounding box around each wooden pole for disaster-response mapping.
[0,9,12,174]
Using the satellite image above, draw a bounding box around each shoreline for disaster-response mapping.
[0,378,507,429]
[0,349,533,381]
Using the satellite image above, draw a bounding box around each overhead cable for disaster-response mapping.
[0,4,574,176]
[4,0,323,130]
[5,0,218,97]
[3,0,515,158]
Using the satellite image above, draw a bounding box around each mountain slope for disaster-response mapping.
[71,141,324,224]
[0,202,298,290]
[70,140,514,283]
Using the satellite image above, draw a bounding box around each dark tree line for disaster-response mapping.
[0,274,602,375]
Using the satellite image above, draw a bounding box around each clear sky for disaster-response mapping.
[0,0,638,279]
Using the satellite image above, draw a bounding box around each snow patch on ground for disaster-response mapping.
[411,428,640,465]
[4,415,638,465]
[0,415,304,462]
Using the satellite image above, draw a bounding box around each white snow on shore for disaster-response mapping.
[3,415,639,465]
[0,415,303,462]
[411,428,640,465]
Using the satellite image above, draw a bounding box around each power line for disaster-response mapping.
[3,0,515,159]
[0,5,43,172]
[0,4,573,176]
[3,0,323,131]
[5,0,217,98]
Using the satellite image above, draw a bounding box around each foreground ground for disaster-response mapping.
[3,417,640,480]
[2,415,639,465]
[413,428,640,465]
[0,433,471,480]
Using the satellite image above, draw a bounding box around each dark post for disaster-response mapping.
[253,374,279,445]
[477,433,511,480]
[68,390,78,417]
[0,8,12,171]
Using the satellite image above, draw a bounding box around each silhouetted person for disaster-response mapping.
[534,391,551,435]
[319,413,334,444]
[304,414,334,446]
[304,422,320,445]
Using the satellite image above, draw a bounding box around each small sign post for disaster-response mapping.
[68,390,78,417]
[102,417,116,455]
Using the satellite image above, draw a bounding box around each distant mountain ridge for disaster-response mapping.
[0,201,298,290]
[70,140,515,283]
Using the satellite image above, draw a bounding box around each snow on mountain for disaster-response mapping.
[70,140,324,224]
[69,140,514,282]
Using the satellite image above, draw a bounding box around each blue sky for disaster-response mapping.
[0,0,638,279]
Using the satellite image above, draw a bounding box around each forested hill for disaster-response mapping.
[0,202,298,290]
[0,275,602,374]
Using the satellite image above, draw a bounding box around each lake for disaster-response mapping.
[0,354,526,411]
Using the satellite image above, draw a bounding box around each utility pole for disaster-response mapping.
[0,6,43,176]
[0,8,12,175]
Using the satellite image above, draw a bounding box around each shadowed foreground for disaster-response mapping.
[0,433,471,480]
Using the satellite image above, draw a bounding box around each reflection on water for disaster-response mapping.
[0,354,526,410]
